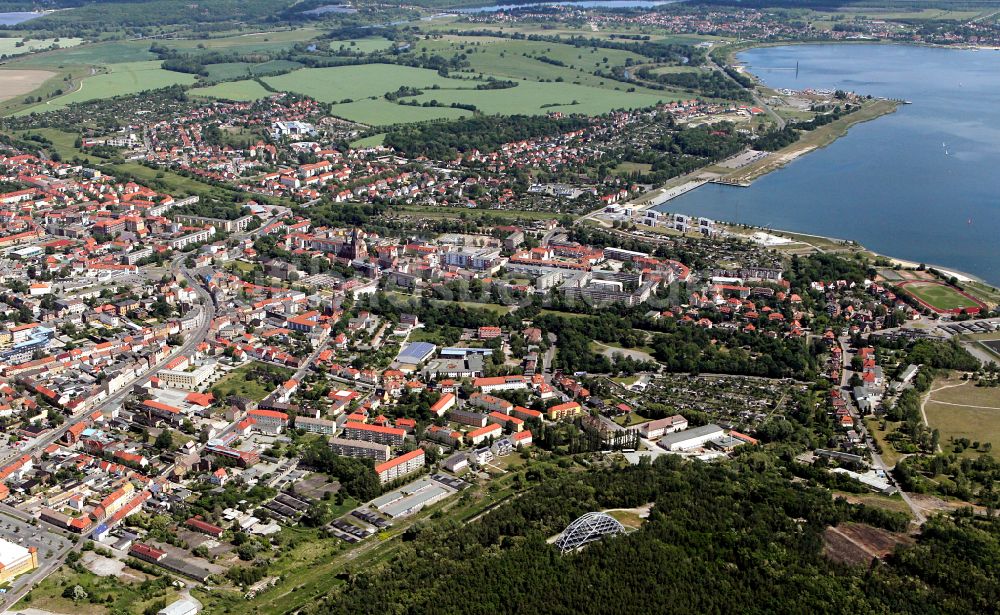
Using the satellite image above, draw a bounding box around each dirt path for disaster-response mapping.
[920,381,967,442]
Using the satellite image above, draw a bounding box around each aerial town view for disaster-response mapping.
[0,0,995,613]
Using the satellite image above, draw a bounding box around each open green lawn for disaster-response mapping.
[212,361,293,401]
[924,377,1000,460]
[832,491,914,518]
[865,417,906,468]
[16,565,181,615]
[614,413,649,427]
[902,282,982,312]
[17,61,196,114]
[263,64,483,103]
[109,161,242,199]
[191,78,275,101]
[350,132,386,148]
[14,127,94,161]
[0,37,83,57]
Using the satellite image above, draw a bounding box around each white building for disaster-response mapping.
[656,424,724,451]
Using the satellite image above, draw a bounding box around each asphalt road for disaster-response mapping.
[0,256,218,607]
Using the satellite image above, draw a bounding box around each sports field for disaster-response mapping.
[898,281,985,314]
[17,61,197,114]
[924,377,1000,459]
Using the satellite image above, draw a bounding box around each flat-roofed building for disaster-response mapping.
[295,416,336,435]
[159,362,217,391]
[341,421,405,446]
[657,424,724,451]
[375,449,425,484]
[248,409,289,435]
[448,407,488,428]
[328,436,391,461]
[0,538,38,584]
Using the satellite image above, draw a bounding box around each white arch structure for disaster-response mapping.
[554,512,626,554]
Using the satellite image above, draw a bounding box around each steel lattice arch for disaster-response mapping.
[554,512,626,554]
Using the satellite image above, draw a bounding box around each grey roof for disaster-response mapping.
[397,341,436,363]
[657,424,724,449]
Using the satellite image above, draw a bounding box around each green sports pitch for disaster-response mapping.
[899,281,984,313]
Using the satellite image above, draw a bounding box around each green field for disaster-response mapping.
[350,132,386,148]
[329,99,472,126]
[191,78,276,101]
[328,37,394,53]
[17,61,197,114]
[263,64,483,102]
[202,59,303,82]
[924,378,1000,460]
[414,36,663,91]
[212,361,293,401]
[409,79,673,116]
[12,40,157,66]
[902,282,982,312]
[0,37,83,57]
[160,28,321,52]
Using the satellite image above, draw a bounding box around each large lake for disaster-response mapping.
[0,12,43,25]
[656,44,1000,284]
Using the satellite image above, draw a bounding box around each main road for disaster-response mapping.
[837,336,926,525]
[1,257,215,467]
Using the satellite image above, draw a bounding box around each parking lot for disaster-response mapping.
[0,511,72,565]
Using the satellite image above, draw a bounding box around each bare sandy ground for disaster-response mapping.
[0,69,54,102]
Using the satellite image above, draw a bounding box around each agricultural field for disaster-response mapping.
[12,40,157,66]
[0,36,82,57]
[0,69,54,102]
[263,64,483,102]
[923,376,1000,459]
[159,28,321,51]
[898,281,985,313]
[408,79,675,116]
[202,59,303,82]
[328,99,472,126]
[327,37,394,53]
[16,61,197,114]
[413,36,666,92]
[191,78,276,101]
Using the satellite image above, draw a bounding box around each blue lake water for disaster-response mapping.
[655,44,1000,284]
[0,11,43,25]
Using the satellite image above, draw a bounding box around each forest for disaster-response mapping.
[382,115,592,160]
[305,455,998,614]
[635,67,752,102]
